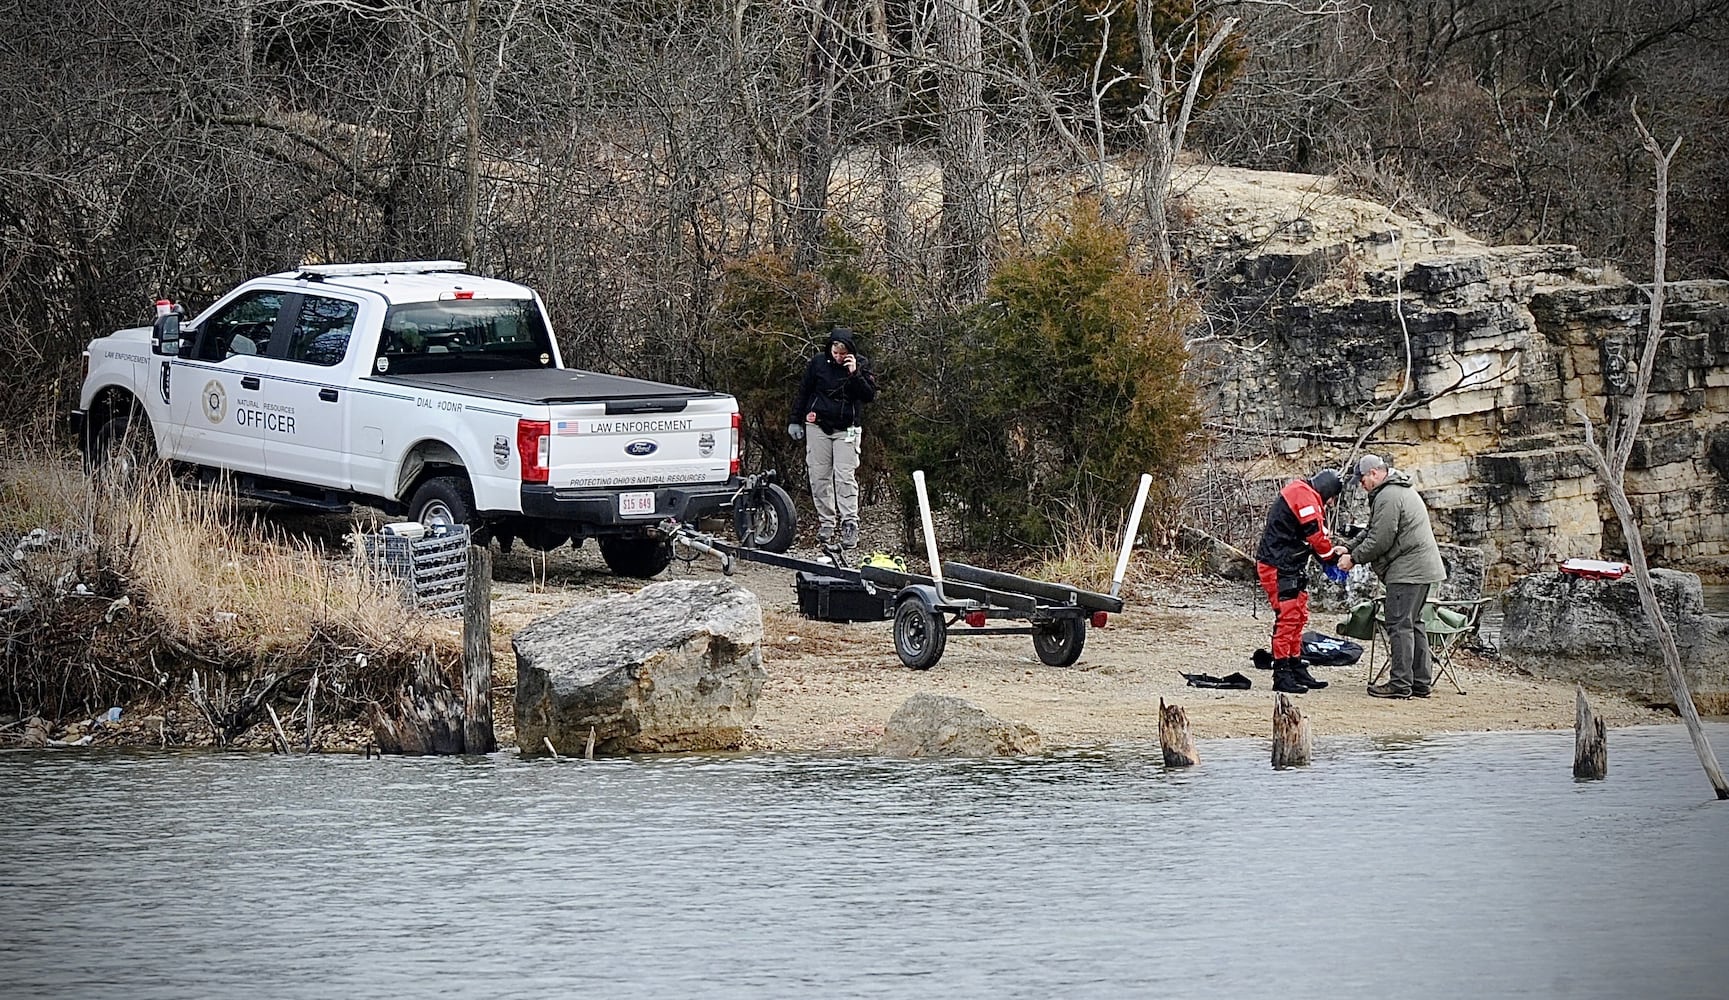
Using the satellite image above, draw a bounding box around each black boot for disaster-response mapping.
[1291,659,1329,689]
[1272,659,1309,694]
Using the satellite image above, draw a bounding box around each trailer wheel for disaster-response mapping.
[1032,618,1086,667]
[894,600,947,670]
[600,536,672,578]
[409,475,489,545]
[88,412,157,479]
[732,482,797,553]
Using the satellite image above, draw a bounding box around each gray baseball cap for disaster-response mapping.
[1350,453,1387,485]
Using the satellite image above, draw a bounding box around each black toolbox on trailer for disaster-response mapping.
[794,571,893,622]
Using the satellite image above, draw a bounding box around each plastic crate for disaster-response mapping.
[363,525,470,616]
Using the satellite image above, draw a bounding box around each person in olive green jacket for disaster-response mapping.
[1337,454,1447,699]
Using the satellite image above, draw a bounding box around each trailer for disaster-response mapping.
[669,471,1151,671]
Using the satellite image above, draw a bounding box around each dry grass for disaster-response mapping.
[3,446,455,728]
[96,467,437,658]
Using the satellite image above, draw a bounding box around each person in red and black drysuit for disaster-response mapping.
[1254,470,1344,694]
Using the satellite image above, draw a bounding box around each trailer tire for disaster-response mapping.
[409,475,489,545]
[1033,618,1087,667]
[894,599,947,671]
[732,483,797,553]
[600,536,672,579]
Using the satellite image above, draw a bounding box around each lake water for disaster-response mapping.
[3,726,1726,999]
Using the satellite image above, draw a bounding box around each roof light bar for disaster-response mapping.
[296,260,468,279]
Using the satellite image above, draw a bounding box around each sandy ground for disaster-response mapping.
[481,540,1675,752]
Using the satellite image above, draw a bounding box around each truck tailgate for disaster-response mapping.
[547,398,735,489]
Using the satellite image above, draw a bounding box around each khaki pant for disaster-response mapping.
[805,426,861,531]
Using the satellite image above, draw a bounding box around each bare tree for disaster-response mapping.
[935,0,990,303]
[1574,105,1726,800]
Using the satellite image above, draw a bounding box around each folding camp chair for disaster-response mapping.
[1364,596,1492,694]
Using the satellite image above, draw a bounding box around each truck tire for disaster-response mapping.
[732,482,797,553]
[599,536,672,578]
[408,475,489,544]
[88,411,157,478]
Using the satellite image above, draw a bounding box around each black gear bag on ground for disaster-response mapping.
[1301,631,1364,666]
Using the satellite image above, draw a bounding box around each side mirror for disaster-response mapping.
[151,302,183,356]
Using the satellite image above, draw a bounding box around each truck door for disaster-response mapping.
[256,292,363,489]
[167,290,285,472]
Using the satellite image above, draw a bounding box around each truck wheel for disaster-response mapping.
[1032,618,1086,667]
[732,483,797,553]
[88,412,157,478]
[893,599,947,670]
[599,536,672,578]
[408,476,489,544]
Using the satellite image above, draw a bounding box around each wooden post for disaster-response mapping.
[1159,698,1198,767]
[584,726,597,760]
[1272,693,1311,768]
[1574,685,1608,780]
[461,544,496,754]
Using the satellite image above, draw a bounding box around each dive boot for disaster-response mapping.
[1272,659,1309,694]
[1291,660,1329,689]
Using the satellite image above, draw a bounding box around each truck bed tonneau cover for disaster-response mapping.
[370,369,723,406]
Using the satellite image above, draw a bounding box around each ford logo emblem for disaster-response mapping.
[625,439,658,457]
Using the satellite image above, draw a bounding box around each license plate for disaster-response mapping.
[619,491,656,516]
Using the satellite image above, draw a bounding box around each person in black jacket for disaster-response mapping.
[1254,469,1344,694]
[788,327,877,548]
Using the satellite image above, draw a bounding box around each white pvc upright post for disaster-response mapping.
[1111,474,1153,598]
[913,471,947,601]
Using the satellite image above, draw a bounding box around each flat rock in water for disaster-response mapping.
[513,579,765,755]
[879,693,1041,758]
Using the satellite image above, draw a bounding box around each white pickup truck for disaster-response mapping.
[72,261,795,577]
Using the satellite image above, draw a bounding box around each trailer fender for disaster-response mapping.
[895,584,942,614]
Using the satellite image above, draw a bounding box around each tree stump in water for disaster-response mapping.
[461,545,496,755]
[1272,693,1311,768]
[21,716,48,748]
[1159,698,1198,767]
[1574,685,1607,780]
[375,546,497,756]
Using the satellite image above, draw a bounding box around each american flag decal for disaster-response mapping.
[554,419,579,435]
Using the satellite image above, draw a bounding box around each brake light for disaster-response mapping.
[965,610,987,628]
[517,419,550,483]
[454,290,474,299]
[1091,611,1109,628]
[729,412,741,476]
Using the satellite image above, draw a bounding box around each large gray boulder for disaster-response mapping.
[514,579,765,756]
[1500,569,1729,712]
[879,693,1042,758]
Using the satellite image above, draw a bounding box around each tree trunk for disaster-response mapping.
[1574,685,1607,780]
[936,0,989,303]
[373,649,467,755]
[460,0,483,265]
[794,0,841,271]
[1272,693,1311,768]
[1159,698,1198,766]
[871,0,909,284]
[462,544,496,755]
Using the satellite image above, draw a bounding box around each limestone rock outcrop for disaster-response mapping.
[878,693,1041,758]
[513,579,765,756]
[1174,165,1729,588]
[1500,569,1729,713]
